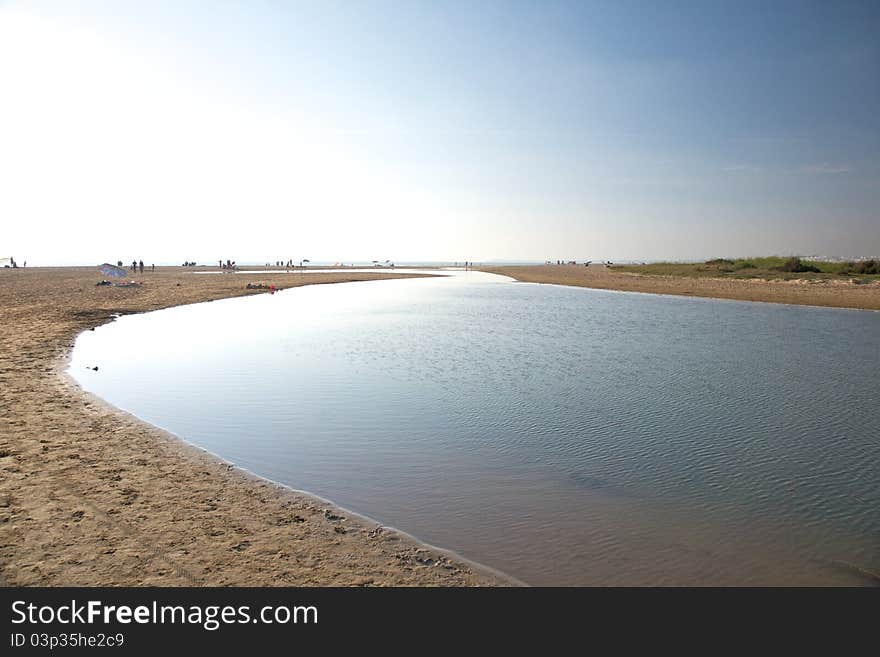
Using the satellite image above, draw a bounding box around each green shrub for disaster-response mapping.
[854,259,879,275]
[775,257,820,273]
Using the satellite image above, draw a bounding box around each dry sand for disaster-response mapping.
[0,266,506,586]
[479,264,880,311]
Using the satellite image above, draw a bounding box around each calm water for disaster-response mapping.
[70,272,880,585]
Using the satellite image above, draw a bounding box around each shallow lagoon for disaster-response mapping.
[70,271,880,585]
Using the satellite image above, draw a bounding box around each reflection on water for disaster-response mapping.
[188,268,453,275]
[70,271,880,585]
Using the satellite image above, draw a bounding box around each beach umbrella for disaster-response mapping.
[98,263,127,278]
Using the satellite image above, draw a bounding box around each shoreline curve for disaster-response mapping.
[0,267,511,586]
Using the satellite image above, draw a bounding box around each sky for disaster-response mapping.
[1,0,878,265]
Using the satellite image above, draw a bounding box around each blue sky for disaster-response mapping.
[1,0,877,264]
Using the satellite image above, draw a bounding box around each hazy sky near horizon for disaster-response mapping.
[1,0,878,265]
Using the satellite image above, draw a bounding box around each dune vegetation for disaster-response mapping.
[613,257,880,282]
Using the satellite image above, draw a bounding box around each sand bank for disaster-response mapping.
[479,265,880,311]
[0,267,505,586]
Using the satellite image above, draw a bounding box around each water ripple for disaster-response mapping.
[70,273,880,585]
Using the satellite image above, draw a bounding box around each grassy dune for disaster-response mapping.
[614,257,880,282]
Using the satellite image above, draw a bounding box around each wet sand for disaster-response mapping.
[0,267,506,586]
[479,265,880,311]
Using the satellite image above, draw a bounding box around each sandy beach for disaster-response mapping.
[479,265,880,311]
[0,266,506,586]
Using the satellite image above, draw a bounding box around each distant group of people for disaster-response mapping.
[454,261,472,270]
[3,256,25,268]
[547,260,606,267]
[267,260,308,268]
[116,259,154,273]
[220,259,237,270]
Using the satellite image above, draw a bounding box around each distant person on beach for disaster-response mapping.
[151,263,155,272]
[138,260,144,273]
